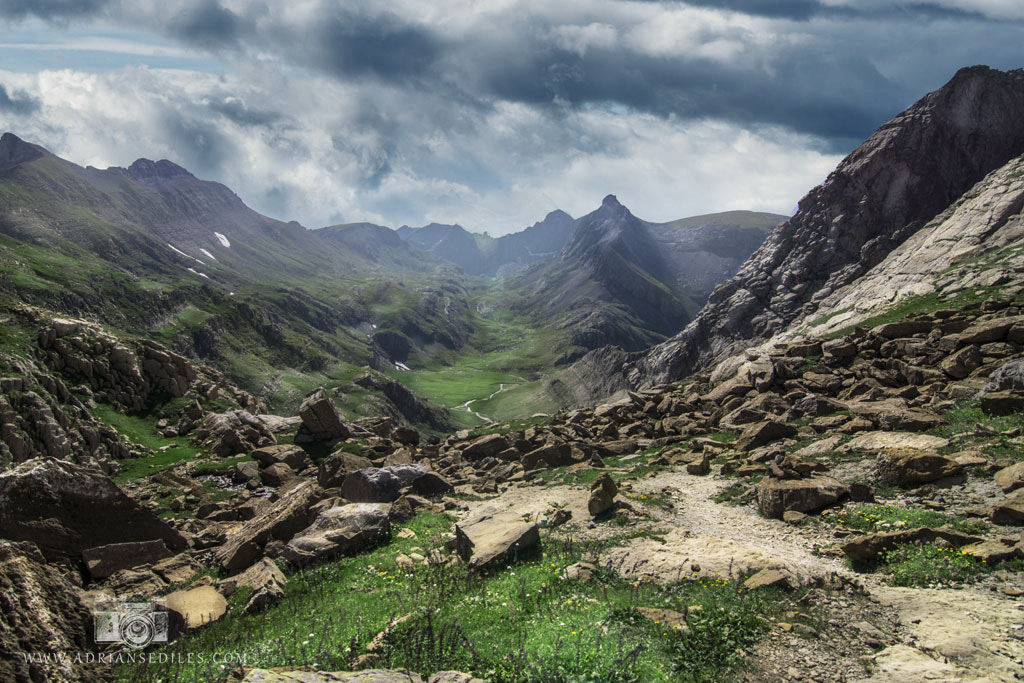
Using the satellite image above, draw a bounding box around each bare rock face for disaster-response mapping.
[0,540,109,683]
[630,66,1024,388]
[194,410,276,457]
[0,458,187,563]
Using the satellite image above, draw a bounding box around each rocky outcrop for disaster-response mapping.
[454,507,539,571]
[0,540,108,683]
[630,66,1024,389]
[354,371,454,431]
[0,458,186,563]
[284,502,391,565]
[298,388,351,441]
[193,410,276,457]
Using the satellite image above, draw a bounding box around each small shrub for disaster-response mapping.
[820,504,986,535]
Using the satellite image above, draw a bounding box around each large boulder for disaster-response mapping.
[284,503,391,565]
[251,445,312,472]
[340,465,434,503]
[82,540,173,581]
[1,541,108,682]
[194,410,276,457]
[461,434,510,460]
[455,507,539,570]
[216,480,323,574]
[0,458,186,563]
[994,462,1024,493]
[981,358,1024,394]
[980,390,1024,416]
[317,451,374,489]
[846,399,944,432]
[876,448,964,485]
[299,388,352,441]
[757,476,849,519]
[521,442,573,470]
[991,489,1024,526]
[735,420,797,452]
[164,585,228,629]
[842,431,949,452]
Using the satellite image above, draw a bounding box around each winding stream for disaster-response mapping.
[457,376,525,423]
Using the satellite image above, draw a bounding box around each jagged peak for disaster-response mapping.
[126,158,195,182]
[601,194,621,208]
[0,132,49,172]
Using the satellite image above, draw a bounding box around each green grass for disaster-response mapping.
[930,399,1024,462]
[819,504,987,535]
[881,544,988,587]
[712,483,752,506]
[116,514,780,683]
[90,404,204,481]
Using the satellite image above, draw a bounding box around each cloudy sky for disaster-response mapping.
[0,1,1021,234]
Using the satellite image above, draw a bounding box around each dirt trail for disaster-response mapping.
[459,465,1024,682]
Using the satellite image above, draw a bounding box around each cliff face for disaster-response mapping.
[630,66,1024,388]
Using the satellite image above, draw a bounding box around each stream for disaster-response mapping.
[457,376,524,423]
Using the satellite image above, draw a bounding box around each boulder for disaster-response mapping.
[940,344,982,379]
[841,527,982,562]
[194,410,276,457]
[152,553,201,584]
[873,321,933,338]
[521,443,573,470]
[409,471,454,498]
[251,444,312,472]
[298,388,351,441]
[846,399,944,432]
[957,316,1022,344]
[842,431,949,452]
[216,480,323,573]
[261,462,298,488]
[392,426,420,446]
[340,465,432,503]
[284,503,391,565]
[461,434,510,460]
[742,568,793,590]
[0,458,186,562]
[981,358,1024,394]
[454,507,539,570]
[164,585,227,629]
[1,540,109,683]
[588,473,618,516]
[959,540,1022,564]
[735,420,797,451]
[876,448,964,485]
[83,540,172,581]
[317,451,373,489]
[757,476,848,519]
[994,462,1024,493]
[991,489,1024,526]
[218,557,287,609]
[980,390,1024,416]
[636,607,690,634]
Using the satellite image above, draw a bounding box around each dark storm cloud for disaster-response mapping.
[0,0,109,20]
[295,9,442,80]
[166,0,240,48]
[645,1,996,22]
[0,84,40,114]
[205,97,280,128]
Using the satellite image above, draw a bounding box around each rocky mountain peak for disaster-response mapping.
[0,132,49,173]
[126,157,195,182]
[629,65,1024,388]
[601,194,622,208]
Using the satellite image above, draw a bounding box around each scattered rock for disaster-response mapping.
[994,461,1024,493]
[588,473,618,516]
[454,507,539,571]
[841,527,982,562]
[876,448,963,485]
[735,420,797,452]
[298,387,352,441]
[82,540,172,581]
[284,503,391,565]
[743,568,793,590]
[757,476,849,519]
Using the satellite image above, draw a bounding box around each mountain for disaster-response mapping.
[626,65,1024,389]
[395,209,576,277]
[313,222,452,273]
[513,197,782,354]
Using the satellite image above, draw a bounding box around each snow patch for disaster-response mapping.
[167,243,204,265]
[394,362,411,372]
[199,248,217,261]
[214,232,231,248]
[186,268,210,279]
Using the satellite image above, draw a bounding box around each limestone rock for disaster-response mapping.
[251,444,312,472]
[340,465,433,503]
[588,473,617,516]
[842,527,982,562]
[734,420,797,452]
[980,390,1024,416]
[164,585,227,629]
[0,540,109,683]
[317,451,373,489]
[876,448,964,485]
[0,458,186,562]
[990,488,1024,526]
[454,507,539,570]
[298,388,351,441]
[461,434,510,460]
[842,431,949,452]
[83,540,172,581]
[216,479,323,573]
[284,503,391,565]
[757,476,848,519]
[994,461,1024,493]
[194,410,276,457]
[261,462,298,488]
